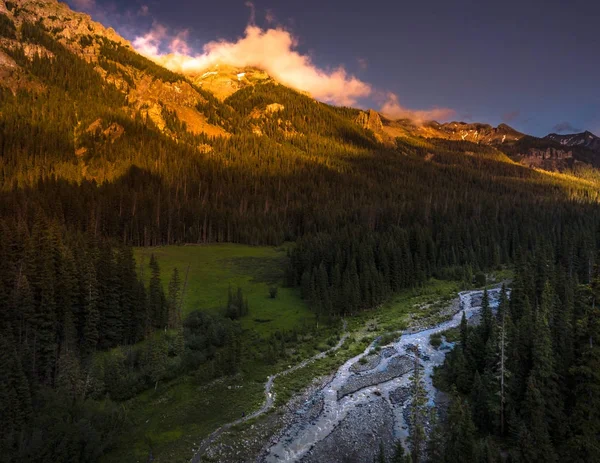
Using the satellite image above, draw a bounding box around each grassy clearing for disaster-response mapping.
[272,334,373,407]
[108,369,267,463]
[105,244,328,462]
[134,244,314,336]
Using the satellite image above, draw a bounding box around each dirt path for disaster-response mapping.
[190,320,349,462]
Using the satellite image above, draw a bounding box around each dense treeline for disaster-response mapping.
[0,219,147,460]
[0,218,248,461]
[429,247,600,462]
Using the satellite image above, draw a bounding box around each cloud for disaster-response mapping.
[265,9,276,24]
[502,110,520,123]
[132,23,168,57]
[245,1,256,25]
[138,5,149,17]
[133,23,372,106]
[72,0,96,12]
[131,20,455,115]
[551,121,581,134]
[380,93,455,122]
[357,57,368,70]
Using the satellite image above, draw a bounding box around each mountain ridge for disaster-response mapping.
[1,0,599,180]
[545,130,600,153]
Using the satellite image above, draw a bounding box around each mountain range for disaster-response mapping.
[0,0,598,180]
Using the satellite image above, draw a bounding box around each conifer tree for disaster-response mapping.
[408,352,427,463]
[167,267,182,329]
[148,254,166,329]
[566,279,600,461]
[82,259,100,355]
[460,311,468,352]
[444,395,476,463]
[426,408,445,463]
[480,288,493,344]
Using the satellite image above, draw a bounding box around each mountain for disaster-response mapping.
[379,119,525,145]
[187,63,272,100]
[2,0,597,178]
[546,130,600,153]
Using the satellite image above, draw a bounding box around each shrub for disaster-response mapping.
[269,285,278,299]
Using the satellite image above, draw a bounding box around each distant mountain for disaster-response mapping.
[545,131,600,153]
[379,119,525,145]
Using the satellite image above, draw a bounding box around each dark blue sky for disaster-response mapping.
[72,0,600,136]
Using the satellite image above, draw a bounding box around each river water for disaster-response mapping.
[261,287,504,462]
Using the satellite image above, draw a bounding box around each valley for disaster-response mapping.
[1,2,600,462]
[100,242,496,462]
[189,284,507,463]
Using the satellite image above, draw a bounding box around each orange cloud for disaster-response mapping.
[133,24,372,106]
[132,23,455,118]
[381,93,455,122]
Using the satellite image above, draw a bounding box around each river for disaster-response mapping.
[260,286,505,462]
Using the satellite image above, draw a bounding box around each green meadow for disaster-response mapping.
[134,244,315,336]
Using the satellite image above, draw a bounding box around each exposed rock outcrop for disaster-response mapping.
[515,147,575,171]
[355,109,395,146]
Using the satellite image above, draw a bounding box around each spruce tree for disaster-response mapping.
[408,353,427,463]
[148,254,166,329]
[460,311,468,352]
[444,395,476,463]
[167,267,182,329]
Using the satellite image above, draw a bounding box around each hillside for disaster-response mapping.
[2,2,600,463]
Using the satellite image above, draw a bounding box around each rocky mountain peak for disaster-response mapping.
[4,0,129,49]
[545,130,600,153]
[187,64,272,100]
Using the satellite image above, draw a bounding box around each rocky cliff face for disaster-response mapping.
[514,147,575,172]
[355,109,395,145]
[8,0,129,52]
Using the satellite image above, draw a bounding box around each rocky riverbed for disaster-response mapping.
[259,286,506,463]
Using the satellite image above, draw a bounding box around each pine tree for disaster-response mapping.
[55,311,83,402]
[116,245,139,344]
[148,254,166,329]
[480,288,493,344]
[0,330,32,434]
[408,352,427,463]
[391,441,410,463]
[520,376,557,462]
[444,395,476,463]
[167,267,182,329]
[470,371,490,432]
[566,280,600,461]
[460,311,468,352]
[97,243,122,348]
[426,408,445,463]
[376,441,386,463]
[493,308,511,436]
[82,259,99,355]
[529,281,563,443]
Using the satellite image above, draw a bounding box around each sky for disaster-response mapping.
[68,0,600,137]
